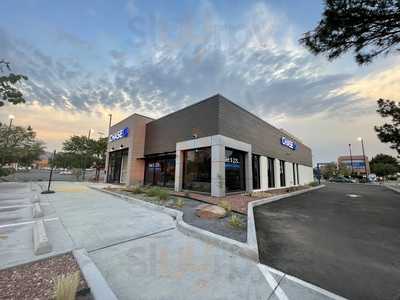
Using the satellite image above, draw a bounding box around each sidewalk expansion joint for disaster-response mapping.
[267,274,287,300]
[88,226,176,253]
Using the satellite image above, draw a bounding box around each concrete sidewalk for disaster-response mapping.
[34,181,344,300]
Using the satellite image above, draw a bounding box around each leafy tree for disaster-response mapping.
[371,162,398,178]
[0,60,28,107]
[300,0,400,64]
[0,123,45,166]
[320,162,337,179]
[370,153,399,178]
[54,135,107,180]
[338,162,351,176]
[375,99,400,155]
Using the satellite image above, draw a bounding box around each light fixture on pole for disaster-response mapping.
[357,137,368,178]
[8,114,15,127]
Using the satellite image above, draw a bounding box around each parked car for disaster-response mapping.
[59,170,73,175]
[329,176,353,183]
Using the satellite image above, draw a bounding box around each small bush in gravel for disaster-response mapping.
[54,271,80,300]
[218,200,232,213]
[228,214,243,229]
[157,189,169,201]
[175,198,185,208]
[130,186,144,194]
[309,181,319,187]
[145,187,162,197]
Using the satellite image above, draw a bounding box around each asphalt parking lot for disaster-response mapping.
[254,183,400,300]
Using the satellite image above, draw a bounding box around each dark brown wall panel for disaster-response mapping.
[144,95,220,155]
[144,94,312,167]
[218,96,312,166]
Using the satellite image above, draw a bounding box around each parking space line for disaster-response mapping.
[0,217,59,229]
[0,203,50,210]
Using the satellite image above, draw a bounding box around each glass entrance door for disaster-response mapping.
[225,148,246,192]
[107,149,128,183]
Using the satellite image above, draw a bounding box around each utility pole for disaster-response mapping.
[348,143,354,175]
[357,137,369,180]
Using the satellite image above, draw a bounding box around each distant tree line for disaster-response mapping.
[52,135,108,181]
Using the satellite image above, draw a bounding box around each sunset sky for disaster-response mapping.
[1,0,399,163]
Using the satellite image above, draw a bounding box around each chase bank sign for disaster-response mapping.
[280,136,296,150]
[109,127,129,142]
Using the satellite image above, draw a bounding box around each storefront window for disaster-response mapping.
[280,160,286,187]
[252,154,260,190]
[145,155,175,188]
[225,148,246,192]
[268,157,275,188]
[183,148,211,193]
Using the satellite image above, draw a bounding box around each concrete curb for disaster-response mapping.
[247,184,325,258]
[31,194,40,203]
[32,203,44,218]
[383,184,400,194]
[89,185,324,262]
[33,220,52,255]
[89,187,259,261]
[73,248,118,300]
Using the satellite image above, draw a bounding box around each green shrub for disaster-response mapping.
[309,181,319,187]
[130,186,143,194]
[145,187,161,197]
[157,189,169,201]
[175,198,185,208]
[228,214,243,229]
[0,168,12,177]
[145,187,170,201]
[218,200,232,213]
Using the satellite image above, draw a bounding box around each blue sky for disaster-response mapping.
[1,0,399,162]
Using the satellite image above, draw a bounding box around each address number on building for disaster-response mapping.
[109,127,129,142]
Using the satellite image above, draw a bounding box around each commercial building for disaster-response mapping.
[105,94,314,197]
[337,155,370,175]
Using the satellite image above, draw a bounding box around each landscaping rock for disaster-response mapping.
[195,204,226,219]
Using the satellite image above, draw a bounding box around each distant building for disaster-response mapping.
[337,155,370,175]
[32,152,52,169]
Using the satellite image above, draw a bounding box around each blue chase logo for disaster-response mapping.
[109,127,129,142]
[280,136,296,150]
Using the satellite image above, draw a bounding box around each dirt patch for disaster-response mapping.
[0,253,90,300]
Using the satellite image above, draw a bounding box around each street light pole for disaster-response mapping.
[348,143,354,175]
[108,114,112,135]
[358,137,368,179]
[41,150,56,194]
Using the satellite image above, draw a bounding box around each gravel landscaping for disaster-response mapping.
[106,187,247,243]
[0,253,90,300]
